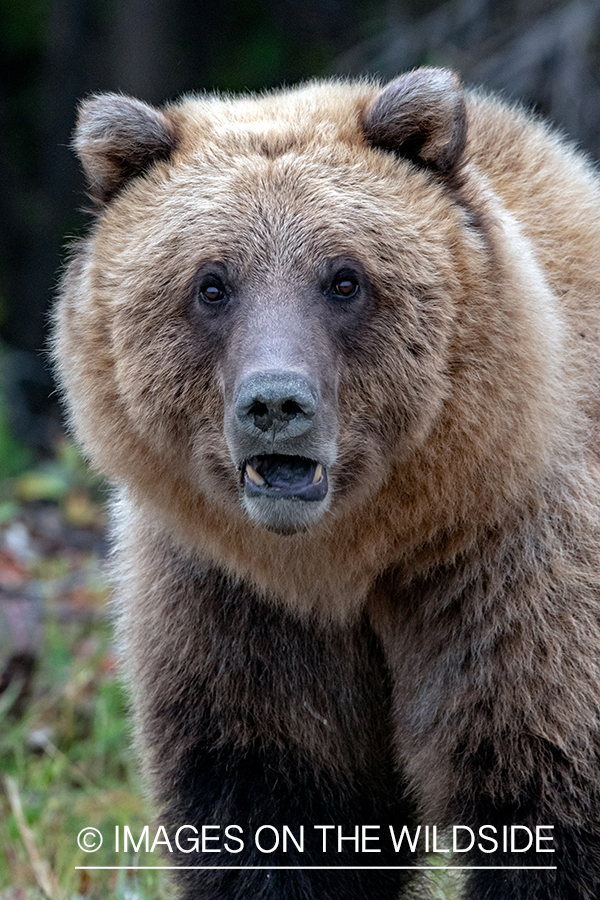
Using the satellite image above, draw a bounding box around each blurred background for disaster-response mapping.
[1,1,599,897]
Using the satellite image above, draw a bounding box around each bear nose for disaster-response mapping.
[235,371,318,437]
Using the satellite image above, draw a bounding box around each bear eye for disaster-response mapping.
[331,274,359,299]
[198,277,227,304]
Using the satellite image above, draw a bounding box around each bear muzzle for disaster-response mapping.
[225,369,336,531]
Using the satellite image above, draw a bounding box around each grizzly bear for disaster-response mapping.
[54,68,600,899]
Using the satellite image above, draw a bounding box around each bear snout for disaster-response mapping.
[224,369,336,532]
[234,370,318,439]
[227,367,335,471]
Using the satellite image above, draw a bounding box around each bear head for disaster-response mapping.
[54,69,563,613]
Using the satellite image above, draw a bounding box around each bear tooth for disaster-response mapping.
[313,464,323,484]
[246,463,265,486]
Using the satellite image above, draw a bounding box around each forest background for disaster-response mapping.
[1,1,599,898]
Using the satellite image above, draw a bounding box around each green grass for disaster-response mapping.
[0,612,170,899]
[0,440,169,898]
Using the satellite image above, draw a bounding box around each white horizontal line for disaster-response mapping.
[75,865,557,871]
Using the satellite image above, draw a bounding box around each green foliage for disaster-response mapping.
[0,447,154,898]
[0,395,33,482]
[14,439,104,505]
[0,341,34,481]
[0,0,50,56]
[0,617,169,899]
[1,432,106,526]
[204,0,351,91]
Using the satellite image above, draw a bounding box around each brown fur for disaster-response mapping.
[54,69,600,899]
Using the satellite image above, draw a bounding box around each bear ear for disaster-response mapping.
[362,68,467,176]
[73,93,180,205]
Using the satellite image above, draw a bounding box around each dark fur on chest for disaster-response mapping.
[128,560,419,898]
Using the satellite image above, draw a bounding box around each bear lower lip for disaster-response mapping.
[242,455,328,502]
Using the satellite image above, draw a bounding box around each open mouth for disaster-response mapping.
[242,455,328,502]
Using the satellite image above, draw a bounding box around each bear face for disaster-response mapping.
[55,70,565,614]
[72,125,464,535]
